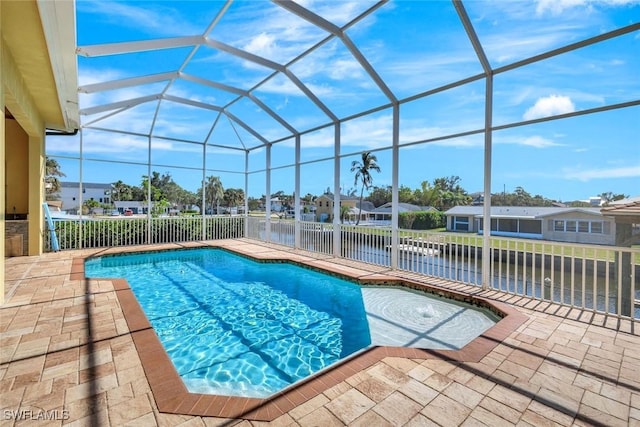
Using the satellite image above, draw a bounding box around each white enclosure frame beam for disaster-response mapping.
[274,0,396,103]
[77,36,204,57]
[454,0,494,290]
[79,94,160,116]
[78,72,178,94]
[294,134,301,249]
[265,144,272,242]
[333,123,341,258]
[202,143,207,241]
[391,103,400,269]
[244,151,249,237]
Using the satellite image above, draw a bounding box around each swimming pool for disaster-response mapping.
[85,248,498,398]
[85,248,371,397]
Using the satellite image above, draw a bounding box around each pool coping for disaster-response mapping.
[73,243,528,421]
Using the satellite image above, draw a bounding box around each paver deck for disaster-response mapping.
[2,239,639,426]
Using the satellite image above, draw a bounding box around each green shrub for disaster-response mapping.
[398,211,445,230]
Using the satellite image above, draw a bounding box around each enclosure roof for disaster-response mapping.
[445,206,605,218]
[73,0,640,154]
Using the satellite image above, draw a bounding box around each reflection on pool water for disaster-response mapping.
[85,248,498,398]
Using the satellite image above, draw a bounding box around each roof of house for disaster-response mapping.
[373,202,437,214]
[601,199,640,217]
[346,206,373,215]
[61,181,112,189]
[316,193,359,201]
[444,206,604,219]
[607,196,640,205]
[114,201,150,208]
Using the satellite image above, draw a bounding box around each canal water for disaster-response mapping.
[263,229,639,319]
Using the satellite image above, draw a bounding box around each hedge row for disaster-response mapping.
[398,211,445,230]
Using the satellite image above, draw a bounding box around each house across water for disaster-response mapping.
[444,206,618,245]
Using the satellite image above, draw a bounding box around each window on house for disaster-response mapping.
[591,222,603,233]
[497,218,518,233]
[519,220,541,234]
[453,216,469,231]
[555,219,606,234]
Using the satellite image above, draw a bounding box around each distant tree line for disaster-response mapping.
[366,176,472,211]
[109,172,245,215]
[366,180,627,209]
[45,157,628,216]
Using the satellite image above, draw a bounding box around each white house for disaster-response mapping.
[59,182,112,213]
[270,197,284,212]
[371,202,437,222]
[113,201,149,215]
[444,206,617,245]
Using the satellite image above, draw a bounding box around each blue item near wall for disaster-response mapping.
[43,203,60,251]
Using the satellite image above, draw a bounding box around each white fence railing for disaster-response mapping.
[46,216,639,320]
[246,217,639,320]
[46,216,244,250]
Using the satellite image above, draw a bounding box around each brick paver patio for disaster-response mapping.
[2,239,639,426]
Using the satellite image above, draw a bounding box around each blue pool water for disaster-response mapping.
[85,248,371,398]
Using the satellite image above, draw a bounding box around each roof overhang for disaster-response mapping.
[601,201,640,224]
[2,0,79,132]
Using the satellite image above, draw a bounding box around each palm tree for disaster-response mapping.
[350,151,380,226]
[339,204,351,224]
[111,180,133,202]
[224,188,244,213]
[205,176,224,214]
[45,157,65,199]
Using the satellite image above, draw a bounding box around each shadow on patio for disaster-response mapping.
[1,240,639,426]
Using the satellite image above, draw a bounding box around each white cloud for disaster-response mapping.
[535,0,588,15]
[483,27,582,64]
[517,136,562,148]
[242,33,278,57]
[562,165,640,181]
[493,133,562,148]
[534,0,640,16]
[523,95,576,120]
[77,1,202,36]
[291,114,483,149]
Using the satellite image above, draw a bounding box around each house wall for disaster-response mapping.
[60,185,111,212]
[1,27,5,302]
[315,196,357,222]
[3,45,47,261]
[2,23,52,301]
[5,119,28,214]
[447,210,617,245]
[315,196,333,221]
[446,214,476,232]
[543,211,616,245]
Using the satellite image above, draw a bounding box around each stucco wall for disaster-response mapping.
[5,119,29,214]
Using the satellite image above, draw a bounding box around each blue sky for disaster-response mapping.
[47,0,640,202]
